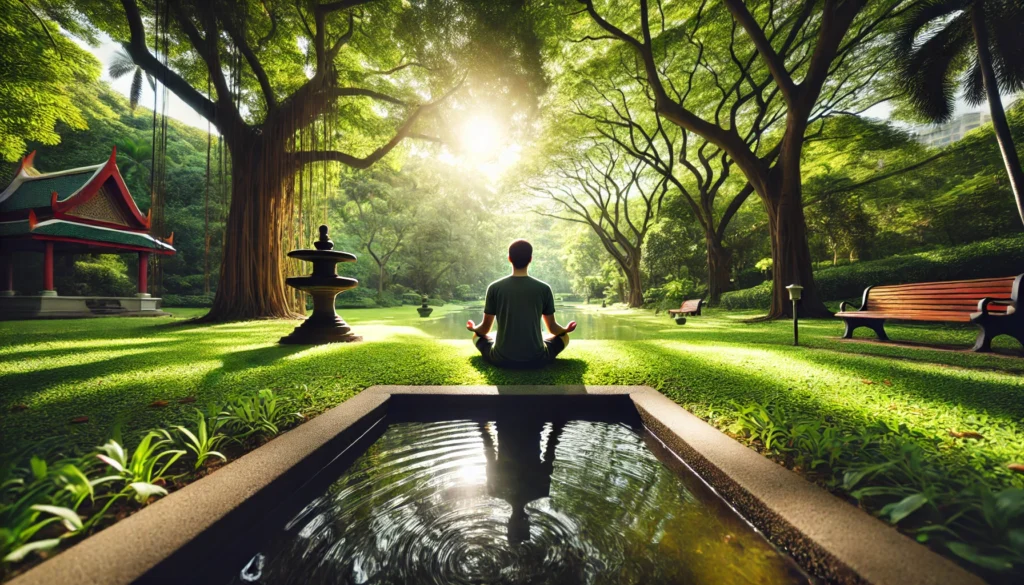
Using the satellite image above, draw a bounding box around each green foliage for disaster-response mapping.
[161,294,215,308]
[720,281,773,310]
[728,401,1024,576]
[56,256,137,298]
[218,389,303,442]
[0,0,103,161]
[0,387,306,572]
[96,430,184,503]
[175,409,228,471]
[722,234,1024,309]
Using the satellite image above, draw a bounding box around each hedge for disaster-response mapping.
[161,293,215,307]
[721,234,1024,310]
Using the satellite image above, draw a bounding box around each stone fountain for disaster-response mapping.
[280,225,362,345]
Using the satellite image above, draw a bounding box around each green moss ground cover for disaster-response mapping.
[1,305,1022,579]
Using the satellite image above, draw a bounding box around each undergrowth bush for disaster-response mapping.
[721,235,1024,310]
[724,401,1024,580]
[0,389,305,576]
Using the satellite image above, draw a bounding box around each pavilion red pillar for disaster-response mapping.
[138,252,149,296]
[42,242,55,295]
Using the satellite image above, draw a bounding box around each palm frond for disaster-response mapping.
[108,47,137,80]
[130,69,143,111]
[897,11,974,122]
[893,0,970,55]
[987,0,1024,93]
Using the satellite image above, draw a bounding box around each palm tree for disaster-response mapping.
[894,0,1024,225]
[108,45,155,111]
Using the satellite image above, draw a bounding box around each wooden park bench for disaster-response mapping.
[668,298,703,317]
[836,275,1022,352]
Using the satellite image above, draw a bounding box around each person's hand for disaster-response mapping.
[565,321,577,333]
[466,320,477,332]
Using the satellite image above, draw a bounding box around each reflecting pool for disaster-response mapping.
[228,412,810,585]
[413,306,650,340]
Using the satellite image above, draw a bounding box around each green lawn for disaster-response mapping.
[1,304,1022,577]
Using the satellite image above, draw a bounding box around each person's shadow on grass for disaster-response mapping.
[468,356,589,386]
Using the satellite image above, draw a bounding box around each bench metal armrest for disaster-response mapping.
[976,297,1014,316]
[839,300,862,313]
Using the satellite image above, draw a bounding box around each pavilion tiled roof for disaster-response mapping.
[0,219,174,252]
[0,165,103,212]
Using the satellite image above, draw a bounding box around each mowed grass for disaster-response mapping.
[1,304,1022,492]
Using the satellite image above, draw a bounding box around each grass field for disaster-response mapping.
[1,304,1022,577]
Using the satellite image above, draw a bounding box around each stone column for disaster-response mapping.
[40,242,56,296]
[137,251,150,297]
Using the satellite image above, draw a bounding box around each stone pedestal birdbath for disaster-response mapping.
[280,225,362,345]
[417,296,433,318]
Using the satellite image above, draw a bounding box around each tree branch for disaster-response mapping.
[119,0,218,124]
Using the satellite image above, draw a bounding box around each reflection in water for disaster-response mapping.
[229,417,810,585]
[414,307,647,340]
[480,416,564,545]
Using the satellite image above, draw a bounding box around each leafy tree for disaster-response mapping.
[339,170,417,299]
[563,54,757,304]
[68,0,545,320]
[564,0,911,318]
[527,140,665,307]
[893,0,1024,225]
[0,0,101,161]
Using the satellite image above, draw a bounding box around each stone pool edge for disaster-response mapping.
[9,385,982,585]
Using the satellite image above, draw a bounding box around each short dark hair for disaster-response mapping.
[508,239,532,269]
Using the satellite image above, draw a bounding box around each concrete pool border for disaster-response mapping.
[9,385,982,585]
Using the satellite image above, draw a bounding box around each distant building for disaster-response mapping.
[911,111,991,147]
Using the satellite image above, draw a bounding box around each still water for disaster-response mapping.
[413,307,648,340]
[229,415,810,585]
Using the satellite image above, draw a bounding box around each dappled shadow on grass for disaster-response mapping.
[631,340,1023,487]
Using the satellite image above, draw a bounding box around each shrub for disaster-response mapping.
[56,256,136,297]
[720,282,772,310]
[401,292,422,305]
[161,293,214,307]
[721,235,1024,309]
[427,296,445,307]
[645,279,697,312]
[453,284,475,301]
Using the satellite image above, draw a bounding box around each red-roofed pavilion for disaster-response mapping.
[0,148,175,318]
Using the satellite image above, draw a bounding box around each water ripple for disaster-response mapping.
[231,418,810,585]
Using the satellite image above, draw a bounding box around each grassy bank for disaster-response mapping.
[1,306,1022,579]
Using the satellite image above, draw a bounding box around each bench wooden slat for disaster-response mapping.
[839,274,1022,352]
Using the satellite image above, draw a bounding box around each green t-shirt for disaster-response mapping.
[484,275,555,363]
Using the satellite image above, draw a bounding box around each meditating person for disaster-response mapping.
[466,239,576,367]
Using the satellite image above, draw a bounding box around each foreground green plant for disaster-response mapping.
[175,409,228,471]
[96,431,184,503]
[729,401,1024,577]
[218,389,303,442]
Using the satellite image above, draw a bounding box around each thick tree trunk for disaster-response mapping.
[206,135,303,321]
[973,6,1024,226]
[762,135,831,319]
[625,261,644,308]
[706,236,733,305]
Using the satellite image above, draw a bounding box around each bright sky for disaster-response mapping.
[79,33,213,131]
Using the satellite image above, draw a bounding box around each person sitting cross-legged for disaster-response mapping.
[467,239,577,367]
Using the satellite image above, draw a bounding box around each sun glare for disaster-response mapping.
[459,115,504,161]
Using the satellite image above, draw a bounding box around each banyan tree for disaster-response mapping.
[74,0,542,320]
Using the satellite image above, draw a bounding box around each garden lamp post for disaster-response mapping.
[786,284,803,346]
